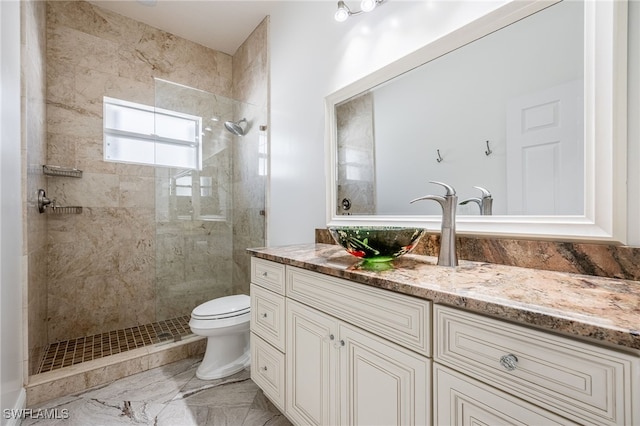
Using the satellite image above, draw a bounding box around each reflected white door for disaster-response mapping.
[506,80,583,215]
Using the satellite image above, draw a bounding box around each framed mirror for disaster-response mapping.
[325,0,627,243]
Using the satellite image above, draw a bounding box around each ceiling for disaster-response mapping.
[87,1,284,55]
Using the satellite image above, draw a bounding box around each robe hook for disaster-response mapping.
[484,140,492,156]
[436,149,443,163]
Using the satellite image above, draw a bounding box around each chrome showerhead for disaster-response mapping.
[224,118,247,136]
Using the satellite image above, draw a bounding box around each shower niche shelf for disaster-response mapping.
[43,165,82,178]
[47,206,83,215]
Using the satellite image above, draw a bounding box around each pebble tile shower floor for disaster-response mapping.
[38,315,192,374]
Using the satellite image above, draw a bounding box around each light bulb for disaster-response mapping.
[335,1,350,22]
[360,0,377,12]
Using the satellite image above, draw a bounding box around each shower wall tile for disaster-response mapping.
[231,18,269,295]
[75,137,118,175]
[233,17,269,108]
[119,176,155,209]
[23,0,49,376]
[47,172,120,208]
[116,162,155,177]
[155,219,233,321]
[46,103,103,140]
[75,67,155,113]
[45,0,234,342]
[47,270,156,341]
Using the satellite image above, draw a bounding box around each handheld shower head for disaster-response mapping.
[224,118,247,136]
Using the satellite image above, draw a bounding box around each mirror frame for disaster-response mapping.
[325,0,628,243]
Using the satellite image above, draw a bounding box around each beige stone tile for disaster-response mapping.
[75,66,154,116]
[47,24,120,75]
[115,162,155,177]
[26,371,86,406]
[47,172,119,208]
[46,59,75,106]
[75,136,118,175]
[119,175,154,208]
[47,102,103,140]
[147,338,204,370]
[47,1,146,46]
[46,131,78,169]
[83,356,149,390]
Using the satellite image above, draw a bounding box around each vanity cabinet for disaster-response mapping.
[287,298,429,426]
[434,305,640,426]
[250,258,431,426]
[285,266,431,426]
[250,258,287,412]
[433,364,578,425]
[250,254,639,426]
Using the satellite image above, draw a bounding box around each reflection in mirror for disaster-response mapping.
[335,0,584,216]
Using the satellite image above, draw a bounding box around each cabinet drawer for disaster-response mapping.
[250,284,286,351]
[434,364,578,425]
[287,266,431,356]
[434,305,639,426]
[251,257,286,295]
[251,333,285,412]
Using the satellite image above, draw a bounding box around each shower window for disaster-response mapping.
[103,97,202,170]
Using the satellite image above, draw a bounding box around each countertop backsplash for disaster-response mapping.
[316,229,640,281]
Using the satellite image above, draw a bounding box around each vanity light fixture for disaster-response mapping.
[334,0,387,22]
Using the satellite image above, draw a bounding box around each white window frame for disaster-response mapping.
[103,96,202,170]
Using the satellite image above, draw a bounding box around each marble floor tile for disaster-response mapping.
[23,357,292,426]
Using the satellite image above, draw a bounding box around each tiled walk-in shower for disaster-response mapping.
[37,316,191,374]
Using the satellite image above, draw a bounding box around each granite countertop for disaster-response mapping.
[248,243,640,352]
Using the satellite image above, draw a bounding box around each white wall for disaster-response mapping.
[268,0,508,245]
[0,0,26,421]
[628,0,640,246]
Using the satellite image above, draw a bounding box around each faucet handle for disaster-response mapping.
[430,181,456,196]
[473,186,492,198]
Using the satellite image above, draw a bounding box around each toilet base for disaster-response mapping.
[195,330,250,380]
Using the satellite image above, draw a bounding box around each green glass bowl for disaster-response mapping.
[328,226,426,263]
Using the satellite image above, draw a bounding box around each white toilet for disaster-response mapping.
[189,294,251,380]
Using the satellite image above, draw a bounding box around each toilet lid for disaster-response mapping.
[192,294,250,320]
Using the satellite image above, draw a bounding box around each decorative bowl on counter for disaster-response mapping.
[328,226,426,263]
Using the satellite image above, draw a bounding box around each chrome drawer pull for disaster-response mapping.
[499,354,518,371]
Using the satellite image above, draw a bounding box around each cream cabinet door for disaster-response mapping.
[287,297,430,426]
[286,299,339,426]
[434,364,579,426]
[338,322,430,426]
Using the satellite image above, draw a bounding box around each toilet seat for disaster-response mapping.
[191,294,250,321]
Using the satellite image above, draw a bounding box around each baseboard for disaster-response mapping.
[4,388,26,426]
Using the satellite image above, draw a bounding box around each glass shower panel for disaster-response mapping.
[153,79,266,326]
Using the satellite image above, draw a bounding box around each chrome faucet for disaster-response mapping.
[410,181,458,267]
[460,186,493,215]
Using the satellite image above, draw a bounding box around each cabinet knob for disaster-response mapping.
[262,272,268,277]
[262,365,268,371]
[339,339,345,347]
[499,354,518,371]
[261,313,268,318]
[329,334,335,341]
